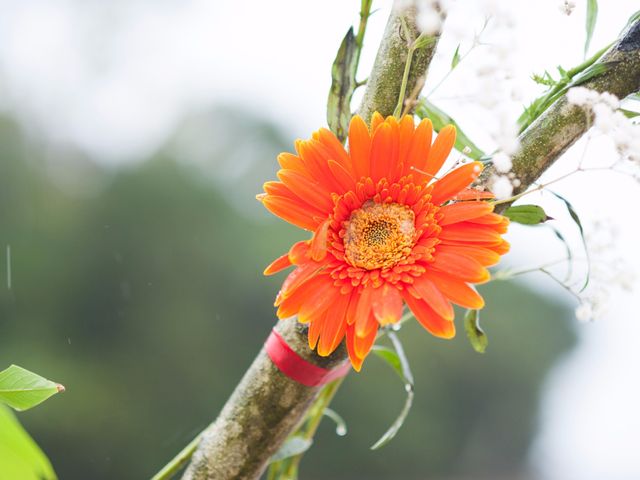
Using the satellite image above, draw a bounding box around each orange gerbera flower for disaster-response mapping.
[259,113,509,371]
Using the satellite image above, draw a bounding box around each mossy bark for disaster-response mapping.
[357,6,443,122]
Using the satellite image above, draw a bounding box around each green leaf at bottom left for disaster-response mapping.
[0,404,57,480]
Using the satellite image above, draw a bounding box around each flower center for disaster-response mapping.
[344,201,416,270]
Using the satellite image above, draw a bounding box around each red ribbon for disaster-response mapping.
[265,329,351,387]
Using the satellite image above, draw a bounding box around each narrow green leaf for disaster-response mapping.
[371,332,414,450]
[327,27,358,143]
[0,405,57,480]
[503,204,550,225]
[570,61,614,87]
[371,346,403,381]
[323,408,347,436]
[413,34,436,50]
[464,309,488,354]
[269,436,312,463]
[451,44,461,69]
[0,365,64,412]
[416,99,485,160]
[549,224,574,282]
[620,108,640,119]
[549,191,590,291]
[585,0,598,57]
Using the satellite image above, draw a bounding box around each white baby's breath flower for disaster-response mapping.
[574,302,593,322]
[491,174,514,199]
[492,152,513,173]
[559,0,576,16]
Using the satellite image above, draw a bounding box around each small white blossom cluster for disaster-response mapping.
[559,0,576,16]
[567,87,640,167]
[574,218,636,322]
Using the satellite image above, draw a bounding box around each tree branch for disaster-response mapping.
[358,5,444,122]
[482,18,640,201]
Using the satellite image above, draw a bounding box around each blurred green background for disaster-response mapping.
[0,108,574,480]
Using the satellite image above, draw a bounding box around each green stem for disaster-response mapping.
[151,434,202,480]
[393,17,415,117]
[354,0,373,70]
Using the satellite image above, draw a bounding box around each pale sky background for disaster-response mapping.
[1,1,639,479]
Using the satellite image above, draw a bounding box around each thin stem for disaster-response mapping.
[393,17,415,118]
[354,0,374,69]
[151,433,202,480]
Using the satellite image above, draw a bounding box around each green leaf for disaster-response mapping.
[371,346,403,381]
[549,224,574,282]
[0,405,57,480]
[464,309,488,354]
[620,108,640,119]
[323,408,347,436]
[503,204,550,225]
[416,99,486,160]
[269,436,312,463]
[327,27,358,143]
[451,44,461,69]
[413,34,436,51]
[549,191,590,291]
[585,0,598,57]
[371,332,414,450]
[0,365,64,412]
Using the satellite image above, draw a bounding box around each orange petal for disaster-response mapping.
[430,250,490,283]
[424,125,456,177]
[355,286,375,337]
[288,240,310,265]
[277,169,334,213]
[489,239,511,255]
[406,118,433,176]
[328,160,357,193]
[308,311,327,350]
[354,314,378,358]
[439,223,503,246]
[436,244,501,267]
[424,271,485,309]
[317,293,350,356]
[410,276,454,320]
[264,253,292,276]
[310,220,330,261]
[349,115,371,179]
[298,279,340,323]
[431,162,483,206]
[455,188,495,201]
[277,152,306,174]
[296,140,342,192]
[370,112,385,132]
[398,115,415,167]
[468,212,505,225]
[402,291,455,339]
[262,195,320,231]
[371,283,403,326]
[345,324,364,371]
[316,128,352,173]
[438,201,494,226]
[276,262,324,305]
[277,274,327,318]
[370,122,393,183]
